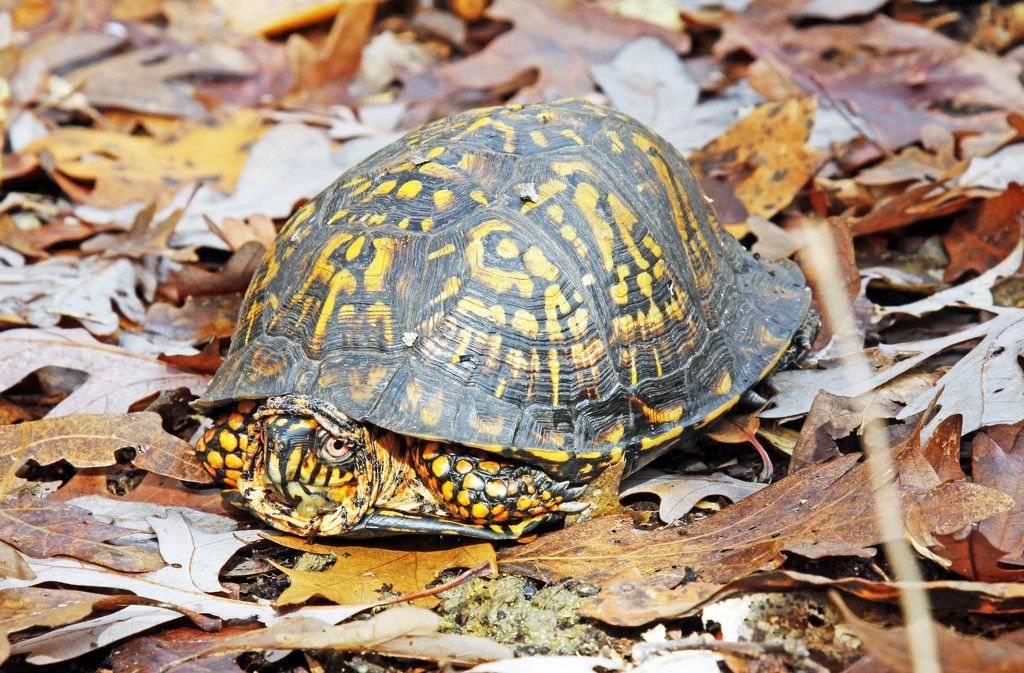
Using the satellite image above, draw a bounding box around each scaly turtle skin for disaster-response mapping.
[194,99,816,539]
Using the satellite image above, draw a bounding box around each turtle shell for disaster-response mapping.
[197,99,812,482]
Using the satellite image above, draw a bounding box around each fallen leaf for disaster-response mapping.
[0,412,210,488]
[80,204,197,262]
[500,419,1011,625]
[165,241,265,302]
[718,11,1024,150]
[174,606,511,669]
[943,183,1024,282]
[142,294,243,344]
[0,500,167,572]
[267,535,496,607]
[26,110,266,209]
[0,256,154,336]
[442,0,689,102]
[0,327,209,417]
[834,592,1024,673]
[111,624,254,673]
[688,98,820,225]
[0,587,111,664]
[619,470,765,524]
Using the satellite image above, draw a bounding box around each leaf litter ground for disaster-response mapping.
[7,1,1024,672]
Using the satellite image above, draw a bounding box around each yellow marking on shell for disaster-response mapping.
[573,183,614,271]
[637,272,653,297]
[641,426,684,452]
[428,243,456,261]
[472,413,506,437]
[421,218,434,231]
[455,116,516,152]
[419,162,461,181]
[523,247,559,281]
[547,205,564,223]
[640,402,684,424]
[434,189,455,211]
[549,348,560,405]
[427,146,446,159]
[652,257,667,280]
[544,284,571,336]
[406,379,423,410]
[341,176,366,189]
[372,180,397,196]
[608,194,649,270]
[367,302,394,343]
[396,180,423,199]
[560,129,584,145]
[451,326,474,364]
[420,391,445,426]
[526,448,571,463]
[347,365,389,402]
[328,209,350,223]
[496,238,520,258]
[559,224,589,260]
[610,281,629,305]
[607,130,625,153]
[714,370,733,395]
[307,268,355,353]
[466,220,534,296]
[567,307,589,338]
[368,213,387,226]
[530,130,548,147]
[494,378,508,398]
[398,218,410,229]
[470,189,489,205]
[431,276,461,305]
[345,236,366,261]
[349,180,373,197]
[364,237,396,293]
[512,310,539,335]
[551,160,594,177]
[652,343,663,377]
[520,178,568,214]
[581,273,595,286]
[603,423,625,444]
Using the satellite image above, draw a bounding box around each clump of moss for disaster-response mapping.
[437,574,608,656]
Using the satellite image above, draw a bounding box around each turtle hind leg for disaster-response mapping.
[196,400,258,486]
[413,441,587,530]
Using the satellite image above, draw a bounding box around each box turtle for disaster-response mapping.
[194,99,816,540]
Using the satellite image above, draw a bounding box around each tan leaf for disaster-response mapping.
[0,500,166,572]
[267,536,496,607]
[442,0,689,102]
[688,98,820,225]
[0,587,111,664]
[0,327,209,418]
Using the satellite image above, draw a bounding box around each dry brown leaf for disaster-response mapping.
[442,0,689,101]
[143,295,243,344]
[620,470,765,524]
[0,587,111,664]
[689,98,820,226]
[0,412,210,490]
[26,110,266,208]
[80,204,198,262]
[165,241,265,302]
[718,10,1024,150]
[111,625,254,673]
[171,606,511,669]
[500,417,1012,625]
[0,327,209,418]
[834,592,1024,673]
[943,183,1024,283]
[0,500,166,573]
[267,536,496,607]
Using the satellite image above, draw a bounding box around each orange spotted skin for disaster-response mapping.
[195,99,815,538]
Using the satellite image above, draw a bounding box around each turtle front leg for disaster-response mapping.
[195,400,258,486]
[413,441,587,536]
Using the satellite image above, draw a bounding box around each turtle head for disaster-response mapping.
[235,394,378,535]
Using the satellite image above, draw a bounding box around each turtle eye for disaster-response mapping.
[318,429,352,462]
